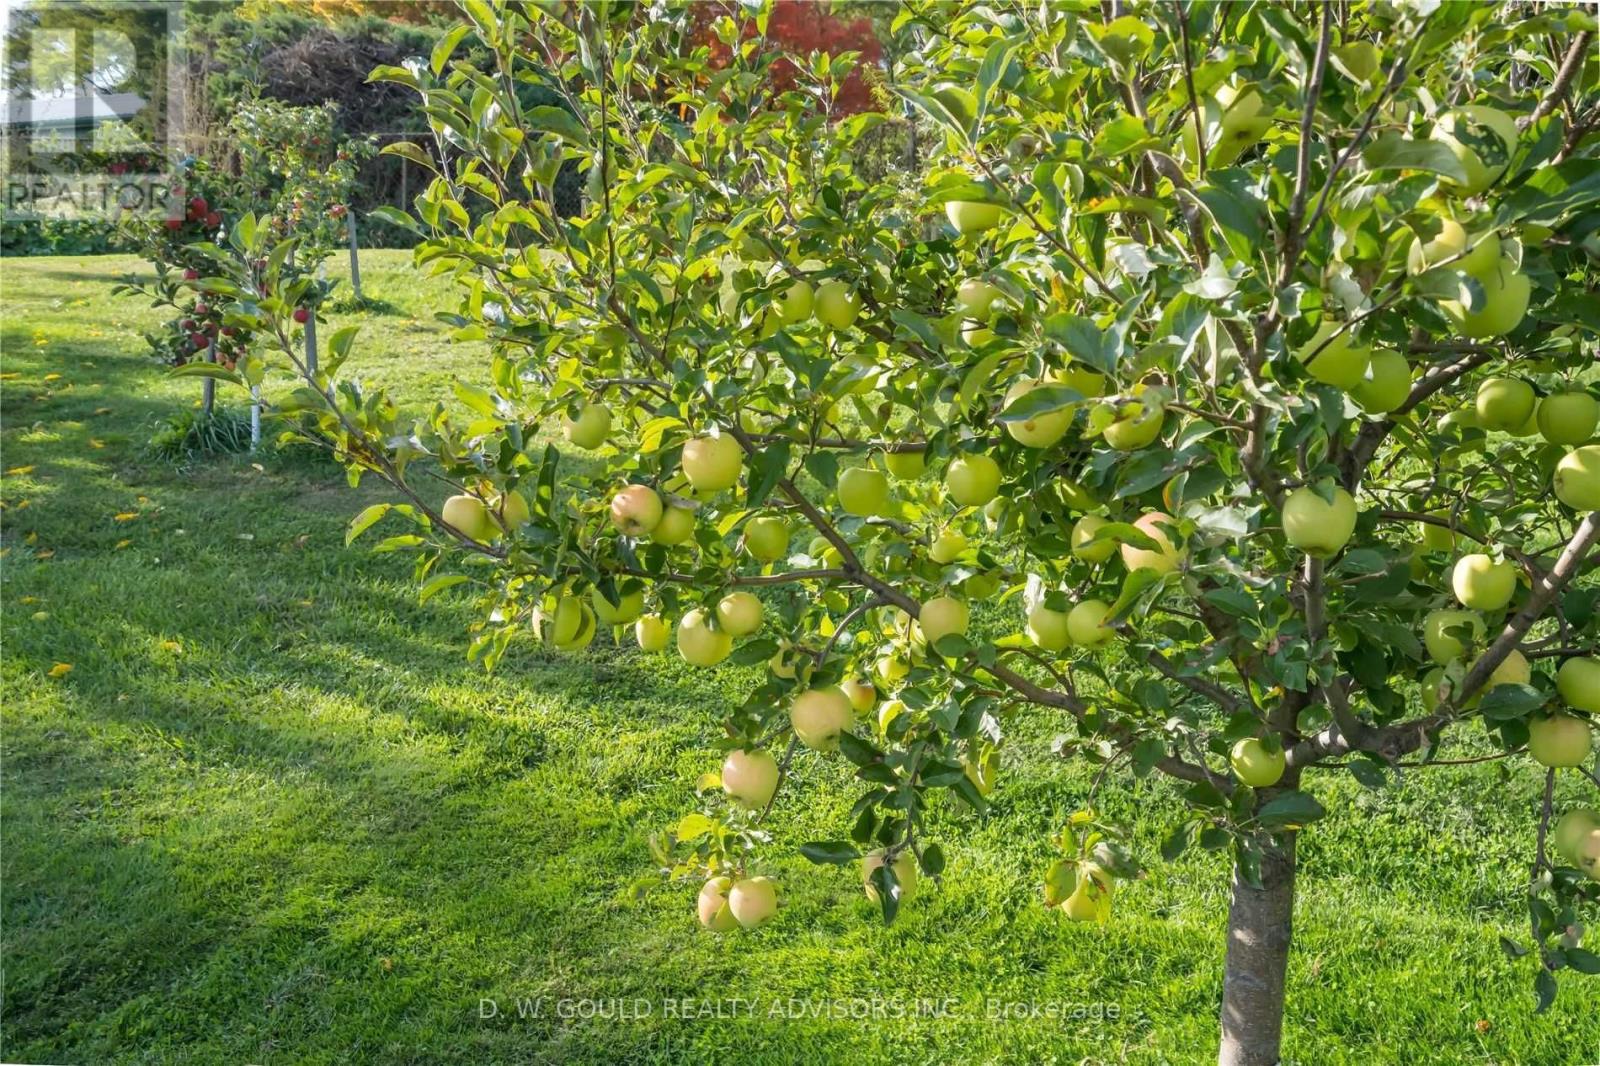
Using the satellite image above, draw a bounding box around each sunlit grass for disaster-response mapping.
[1,251,1595,1064]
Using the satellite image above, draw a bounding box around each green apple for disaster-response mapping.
[1511,401,1541,438]
[807,535,842,567]
[961,319,994,347]
[682,434,743,493]
[964,747,999,796]
[1539,392,1599,446]
[1070,515,1116,563]
[774,279,814,325]
[1457,231,1504,281]
[1557,656,1600,713]
[791,687,853,751]
[1421,666,1446,712]
[491,490,530,532]
[1451,553,1517,610]
[1067,599,1114,647]
[442,493,496,543]
[722,747,779,807]
[1049,363,1107,399]
[814,280,861,330]
[563,402,612,449]
[945,200,1006,234]
[929,528,968,564]
[1431,104,1518,195]
[1297,319,1371,389]
[875,651,909,687]
[1554,445,1600,509]
[1419,512,1458,553]
[1282,486,1358,557]
[1527,712,1594,768]
[956,278,1003,321]
[610,484,664,536]
[1485,648,1531,690]
[1423,608,1485,663]
[1099,401,1165,451]
[677,608,732,667]
[651,504,696,546]
[728,876,778,928]
[1230,738,1286,787]
[716,591,764,637]
[884,449,926,479]
[1407,217,1467,275]
[1003,379,1074,448]
[1026,603,1072,652]
[698,876,740,931]
[1441,260,1530,338]
[535,596,596,651]
[841,677,877,716]
[1121,512,1185,574]
[592,586,644,625]
[1553,807,1600,877]
[946,453,1002,507]
[1057,862,1113,922]
[1352,350,1413,414]
[743,516,790,562]
[918,596,970,646]
[862,848,918,903]
[1474,377,1536,431]
[961,571,999,599]
[838,466,889,516]
[1210,84,1270,163]
[635,614,670,652]
[876,698,906,734]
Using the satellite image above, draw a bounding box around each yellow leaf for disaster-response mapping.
[35,549,55,559]
[25,531,37,543]
[19,596,37,604]
[93,407,112,416]
[47,663,72,678]
[31,611,49,621]
[89,439,106,449]
[43,373,61,381]
[160,640,182,653]
[16,499,30,510]
[114,512,139,522]
[114,539,132,549]
[0,372,18,380]
[6,465,35,475]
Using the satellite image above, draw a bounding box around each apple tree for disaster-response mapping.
[183,2,1600,1062]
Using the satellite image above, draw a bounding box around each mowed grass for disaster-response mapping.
[2,251,1597,1065]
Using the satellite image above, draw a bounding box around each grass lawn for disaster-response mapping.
[2,250,1597,1065]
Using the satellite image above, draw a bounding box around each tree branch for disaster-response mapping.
[1521,30,1594,130]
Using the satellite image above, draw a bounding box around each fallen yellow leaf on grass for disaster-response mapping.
[89,439,106,449]
[114,539,132,549]
[43,373,61,382]
[114,512,139,522]
[160,640,182,653]
[31,611,49,621]
[47,663,72,678]
[19,596,37,604]
[6,466,35,475]
[93,407,112,416]
[16,499,31,510]
[0,372,18,380]
[25,531,37,543]
[35,549,55,559]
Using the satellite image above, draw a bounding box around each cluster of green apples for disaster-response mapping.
[1043,858,1114,922]
[753,275,863,337]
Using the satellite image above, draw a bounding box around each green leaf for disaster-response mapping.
[799,840,861,865]
[169,363,243,384]
[1477,683,1546,721]
[524,105,590,147]
[431,23,473,75]
[367,205,422,234]
[972,38,1020,131]
[1361,132,1469,184]
[419,573,469,604]
[995,383,1082,423]
[379,141,438,174]
[1042,313,1116,374]
[1256,790,1326,827]
[1566,947,1600,975]
[918,843,946,876]
[346,503,392,545]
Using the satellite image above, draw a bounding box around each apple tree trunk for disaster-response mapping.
[1218,832,1297,1066]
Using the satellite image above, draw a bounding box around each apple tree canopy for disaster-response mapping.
[181,2,1600,1062]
